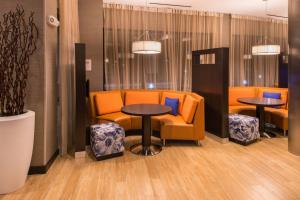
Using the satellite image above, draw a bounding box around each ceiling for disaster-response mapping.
[103,0,288,18]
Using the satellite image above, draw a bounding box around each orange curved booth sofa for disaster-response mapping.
[89,90,205,143]
[229,87,288,134]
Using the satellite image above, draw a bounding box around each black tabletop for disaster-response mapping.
[121,104,172,116]
[237,97,285,107]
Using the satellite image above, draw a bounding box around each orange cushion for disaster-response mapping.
[94,91,123,115]
[97,112,131,130]
[161,92,186,114]
[257,87,288,109]
[125,91,159,105]
[159,114,187,125]
[229,87,257,106]
[181,95,198,124]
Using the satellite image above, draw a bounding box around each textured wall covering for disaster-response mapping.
[78,0,104,91]
[0,0,58,166]
[44,0,59,165]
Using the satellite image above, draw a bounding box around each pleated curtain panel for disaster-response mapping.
[59,0,80,155]
[104,4,288,90]
[104,4,223,91]
[230,15,288,87]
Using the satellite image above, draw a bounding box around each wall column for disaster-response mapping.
[288,0,300,155]
[78,0,104,91]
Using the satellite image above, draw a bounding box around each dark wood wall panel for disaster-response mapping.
[192,48,229,138]
[279,53,288,88]
[74,43,87,152]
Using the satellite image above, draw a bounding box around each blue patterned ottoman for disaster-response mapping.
[90,123,125,160]
[229,114,260,145]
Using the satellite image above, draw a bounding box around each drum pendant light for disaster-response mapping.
[252,44,280,55]
[252,0,281,56]
[132,0,161,54]
[132,31,161,54]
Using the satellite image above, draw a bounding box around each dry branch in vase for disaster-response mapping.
[0,5,38,116]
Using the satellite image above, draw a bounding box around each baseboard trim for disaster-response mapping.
[206,132,229,144]
[75,151,86,159]
[28,149,59,175]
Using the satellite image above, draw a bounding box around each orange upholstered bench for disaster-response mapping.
[229,87,289,134]
[89,90,205,144]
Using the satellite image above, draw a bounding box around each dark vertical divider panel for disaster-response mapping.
[75,43,87,152]
[288,0,300,155]
[279,53,288,88]
[192,48,229,138]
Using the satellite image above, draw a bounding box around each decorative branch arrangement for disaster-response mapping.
[0,5,38,116]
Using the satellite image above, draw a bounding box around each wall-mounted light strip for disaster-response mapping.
[263,0,288,19]
[266,14,288,19]
[149,2,192,8]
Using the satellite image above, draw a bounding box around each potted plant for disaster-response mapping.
[0,5,38,194]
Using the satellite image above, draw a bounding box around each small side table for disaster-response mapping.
[121,104,171,156]
[237,97,285,138]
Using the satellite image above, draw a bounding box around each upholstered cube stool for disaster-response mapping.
[90,122,125,160]
[229,114,260,145]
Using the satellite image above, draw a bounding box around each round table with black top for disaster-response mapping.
[121,104,172,156]
[237,97,285,138]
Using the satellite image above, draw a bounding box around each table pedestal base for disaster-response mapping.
[129,115,162,156]
[121,104,172,156]
[256,106,276,138]
[262,132,272,139]
[130,144,162,156]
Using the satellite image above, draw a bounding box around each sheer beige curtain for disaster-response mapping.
[59,0,80,154]
[104,4,223,91]
[230,15,288,87]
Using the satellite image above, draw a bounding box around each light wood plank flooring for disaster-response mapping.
[1,136,300,200]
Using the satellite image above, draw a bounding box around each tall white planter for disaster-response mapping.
[0,111,35,194]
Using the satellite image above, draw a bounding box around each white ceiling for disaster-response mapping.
[104,0,288,18]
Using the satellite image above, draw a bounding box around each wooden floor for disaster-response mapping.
[1,136,300,200]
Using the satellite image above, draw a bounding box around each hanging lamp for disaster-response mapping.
[251,0,281,56]
[132,31,161,54]
[132,0,161,54]
[252,44,280,55]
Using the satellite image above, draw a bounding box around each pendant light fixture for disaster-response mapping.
[252,43,280,55]
[252,0,281,56]
[132,0,161,54]
[132,31,161,54]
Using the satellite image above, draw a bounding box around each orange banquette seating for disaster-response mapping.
[229,87,288,134]
[89,90,205,143]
